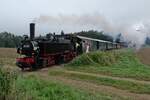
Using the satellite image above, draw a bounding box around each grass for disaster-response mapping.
[1,48,150,99]
[0,67,18,99]
[66,49,150,81]
[0,66,122,100]
[49,70,150,94]
[68,50,119,66]
[13,75,120,100]
[0,48,19,66]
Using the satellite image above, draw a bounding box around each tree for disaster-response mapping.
[0,32,23,48]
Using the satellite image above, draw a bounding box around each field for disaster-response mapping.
[1,48,150,100]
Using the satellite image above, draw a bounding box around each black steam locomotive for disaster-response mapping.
[16,23,84,70]
[16,23,122,70]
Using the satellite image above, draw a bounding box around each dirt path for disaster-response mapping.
[37,71,150,100]
[63,70,150,84]
[40,66,150,85]
[24,68,150,100]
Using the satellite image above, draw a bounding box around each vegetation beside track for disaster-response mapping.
[0,67,122,100]
[1,48,150,100]
[66,49,150,81]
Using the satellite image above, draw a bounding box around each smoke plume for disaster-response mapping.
[34,13,150,49]
[34,13,115,33]
[120,21,150,49]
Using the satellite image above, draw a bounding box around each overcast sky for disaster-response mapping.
[0,0,149,35]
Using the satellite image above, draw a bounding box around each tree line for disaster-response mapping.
[75,30,114,42]
[0,32,23,48]
[0,31,121,48]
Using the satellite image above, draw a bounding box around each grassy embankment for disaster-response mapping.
[65,49,150,81]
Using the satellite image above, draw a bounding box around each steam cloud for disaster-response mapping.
[33,13,114,33]
[34,13,150,49]
[120,21,150,49]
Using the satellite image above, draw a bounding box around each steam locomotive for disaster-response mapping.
[16,23,121,70]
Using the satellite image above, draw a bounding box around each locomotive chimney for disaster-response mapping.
[30,23,35,40]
